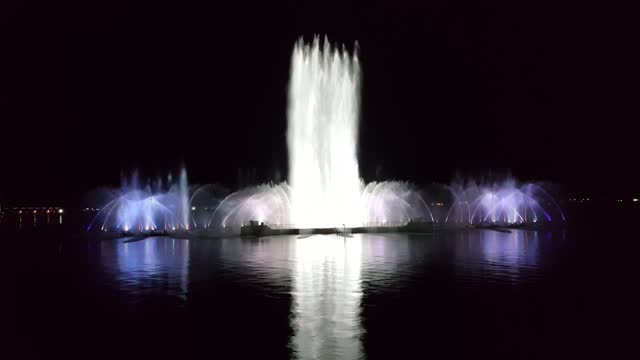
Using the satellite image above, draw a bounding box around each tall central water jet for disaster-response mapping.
[288,37,363,228]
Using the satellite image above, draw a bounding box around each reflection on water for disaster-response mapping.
[89,229,560,358]
[100,237,190,301]
[290,236,363,359]
[453,230,541,284]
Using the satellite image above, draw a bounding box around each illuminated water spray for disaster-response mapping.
[90,37,436,233]
[179,168,189,230]
[88,168,193,232]
[445,179,566,225]
[209,37,432,231]
[287,37,363,227]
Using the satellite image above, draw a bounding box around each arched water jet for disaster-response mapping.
[88,168,193,233]
[446,178,565,225]
[207,183,292,232]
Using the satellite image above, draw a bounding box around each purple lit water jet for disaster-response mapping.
[445,178,565,225]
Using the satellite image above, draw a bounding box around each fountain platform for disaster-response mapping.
[239,220,435,237]
[120,229,169,237]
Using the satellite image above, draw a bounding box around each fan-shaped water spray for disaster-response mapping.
[207,183,291,232]
[88,169,193,232]
[445,179,565,225]
[361,181,434,225]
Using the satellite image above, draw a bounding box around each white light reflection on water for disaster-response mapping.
[101,237,190,300]
[93,231,550,358]
[290,235,363,360]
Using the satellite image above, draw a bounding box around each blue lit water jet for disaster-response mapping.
[88,169,193,232]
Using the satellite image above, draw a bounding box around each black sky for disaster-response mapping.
[2,0,637,205]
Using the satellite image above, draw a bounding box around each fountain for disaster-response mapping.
[210,36,433,230]
[444,178,565,226]
[88,37,563,234]
[88,169,193,233]
[287,37,363,228]
[207,183,291,233]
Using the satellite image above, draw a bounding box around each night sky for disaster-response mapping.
[3,1,636,206]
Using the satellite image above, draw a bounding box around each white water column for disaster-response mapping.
[287,37,363,228]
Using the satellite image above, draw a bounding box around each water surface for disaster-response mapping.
[12,228,578,359]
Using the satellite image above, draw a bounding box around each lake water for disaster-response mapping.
[8,221,595,359]
[11,205,640,359]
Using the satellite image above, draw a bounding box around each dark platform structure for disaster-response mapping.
[121,229,169,237]
[239,219,435,237]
